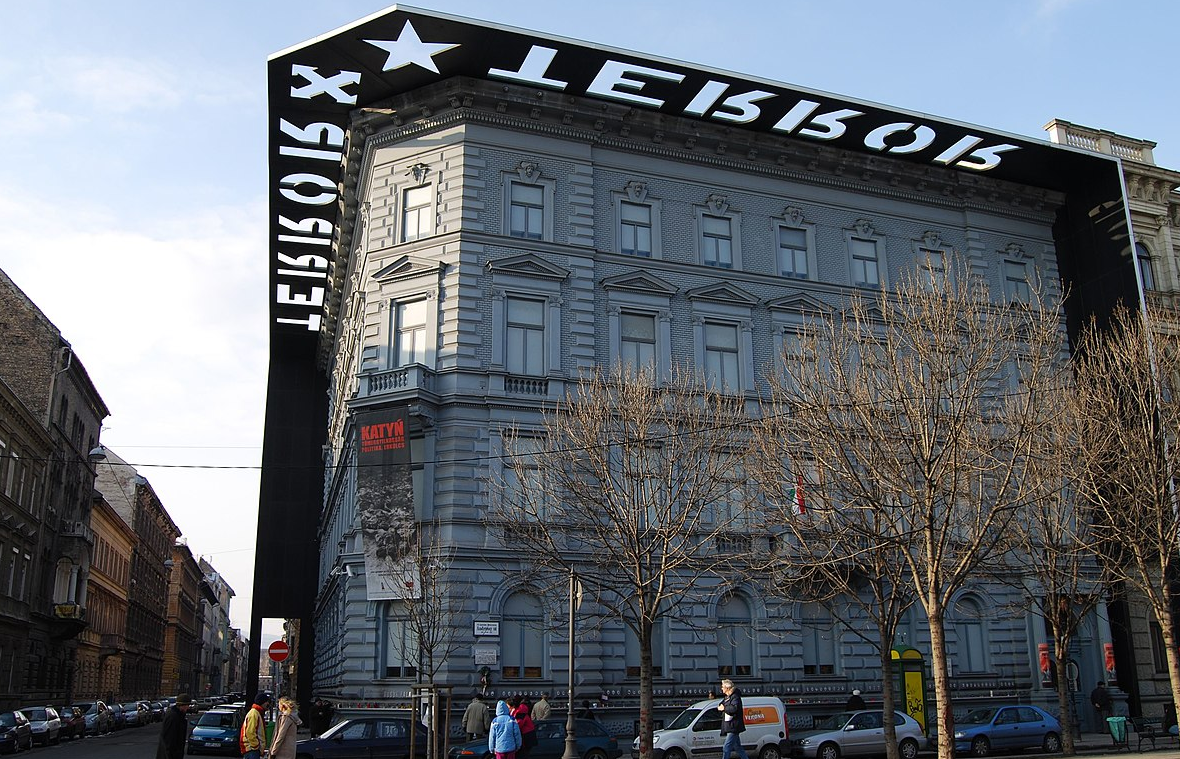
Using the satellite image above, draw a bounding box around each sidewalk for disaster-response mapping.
[1065,730,1179,755]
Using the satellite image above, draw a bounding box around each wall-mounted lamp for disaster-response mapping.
[88,446,107,463]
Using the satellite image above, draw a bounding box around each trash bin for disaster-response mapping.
[1107,716,1128,748]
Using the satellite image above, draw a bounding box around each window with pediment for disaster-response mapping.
[604,271,675,382]
[775,207,817,281]
[696,194,743,270]
[846,219,886,288]
[504,162,554,241]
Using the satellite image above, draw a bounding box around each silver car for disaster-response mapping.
[17,706,61,746]
[791,710,925,759]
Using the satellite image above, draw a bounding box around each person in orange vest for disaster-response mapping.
[241,692,271,759]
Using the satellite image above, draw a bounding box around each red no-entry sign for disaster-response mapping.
[268,641,290,662]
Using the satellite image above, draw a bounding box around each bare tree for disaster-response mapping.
[997,375,1109,756]
[1069,306,1180,722]
[494,365,754,759]
[750,426,917,759]
[754,267,1067,759]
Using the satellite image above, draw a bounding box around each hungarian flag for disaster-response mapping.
[788,473,806,514]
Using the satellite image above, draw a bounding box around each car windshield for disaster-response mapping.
[74,703,94,714]
[21,709,45,721]
[198,712,236,728]
[665,708,703,731]
[0,714,14,728]
[813,713,854,731]
[961,709,998,725]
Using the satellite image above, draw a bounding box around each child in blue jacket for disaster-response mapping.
[489,700,523,759]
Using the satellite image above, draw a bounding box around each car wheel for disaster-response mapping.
[818,742,840,759]
[760,745,782,759]
[585,749,608,759]
[1042,732,1061,753]
[898,738,919,759]
[971,736,990,757]
[666,748,688,759]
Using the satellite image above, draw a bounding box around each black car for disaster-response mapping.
[0,711,31,754]
[296,717,429,759]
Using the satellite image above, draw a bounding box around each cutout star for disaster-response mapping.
[365,21,460,75]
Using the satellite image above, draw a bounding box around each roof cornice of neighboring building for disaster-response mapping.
[0,376,54,452]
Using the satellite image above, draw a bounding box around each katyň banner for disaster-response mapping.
[355,407,419,600]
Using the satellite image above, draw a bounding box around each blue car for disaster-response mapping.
[0,711,32,754]
[953,705,1061,756]
[188,706,247,756]
[451,719,622,759]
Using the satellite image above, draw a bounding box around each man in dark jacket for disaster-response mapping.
[717,679,750,759]
[156,693,192,759]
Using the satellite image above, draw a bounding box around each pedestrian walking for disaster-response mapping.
[510,697,537,759]
[532,695,552,722]
[489,700,523,759]
[155,693,192,759]
[464,693,491,740]
[717,679,750,759]
[268,696,303,759]
[845,689,865,710]
[576,700,596,721]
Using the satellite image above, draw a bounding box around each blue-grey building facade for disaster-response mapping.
[305,72,1118,731]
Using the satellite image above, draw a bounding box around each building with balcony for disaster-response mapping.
[162,541,209,696]
[197,558,234,696]
[0,267,109,706]
[94,448,179,700]
[76,490,136,702]
[257,8,1145,729]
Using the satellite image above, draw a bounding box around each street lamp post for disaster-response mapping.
[562,569,578,759]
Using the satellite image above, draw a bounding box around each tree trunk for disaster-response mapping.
[1159,583,1180,735]
[927,606,955,759]
[880,636,898,759]
[1054,641,1075,755]
[638,619,655,759]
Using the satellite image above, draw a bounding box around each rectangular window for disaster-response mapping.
[1005,261,1031,303]
[506,297,545,376]
[1151,621,1168,673]
[778,227,808,279]
[920,249,946,290]
[701,215,734,268]
[850,238,880,286]
[620,312,656,373]
[620,202,653,257]
[401,185,432,242]
[395,300,428,366]
[384,613,419,679]
[509,183,545,240]
[625,623,664,678]
[3,450,16,499]
[704,322,740,390]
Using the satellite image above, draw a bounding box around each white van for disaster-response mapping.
[633,697,790,759]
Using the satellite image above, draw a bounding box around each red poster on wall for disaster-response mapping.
[1104,643,1117,677]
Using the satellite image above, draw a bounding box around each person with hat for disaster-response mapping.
[156,694,192,759]
[845,689,866,711]
[241,692,271,759]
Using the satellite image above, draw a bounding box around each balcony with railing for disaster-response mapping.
[1044,119,1156,165]
[59,518,94,544]
[357,364,436,399]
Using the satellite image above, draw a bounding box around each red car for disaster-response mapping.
[56,706,85,740]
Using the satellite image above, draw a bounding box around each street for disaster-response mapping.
[22,722,166,759]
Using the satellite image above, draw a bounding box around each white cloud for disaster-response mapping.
[0,185,270,632]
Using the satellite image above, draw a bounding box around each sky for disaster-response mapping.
[0,0,1176,638]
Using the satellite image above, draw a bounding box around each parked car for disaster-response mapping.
[17,706,60,746]
[135,701,152,724]
[73,700,113,735]
[187,707,246,756]
[791,710,925,759]
[296,717,430,759]
[640,697,789,759]
[120,702,142,727]
[0,711,32,754]
[148,700,165,721]
[952,705,1061,756]
[57,706,85,740]
[456,719,620,759]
